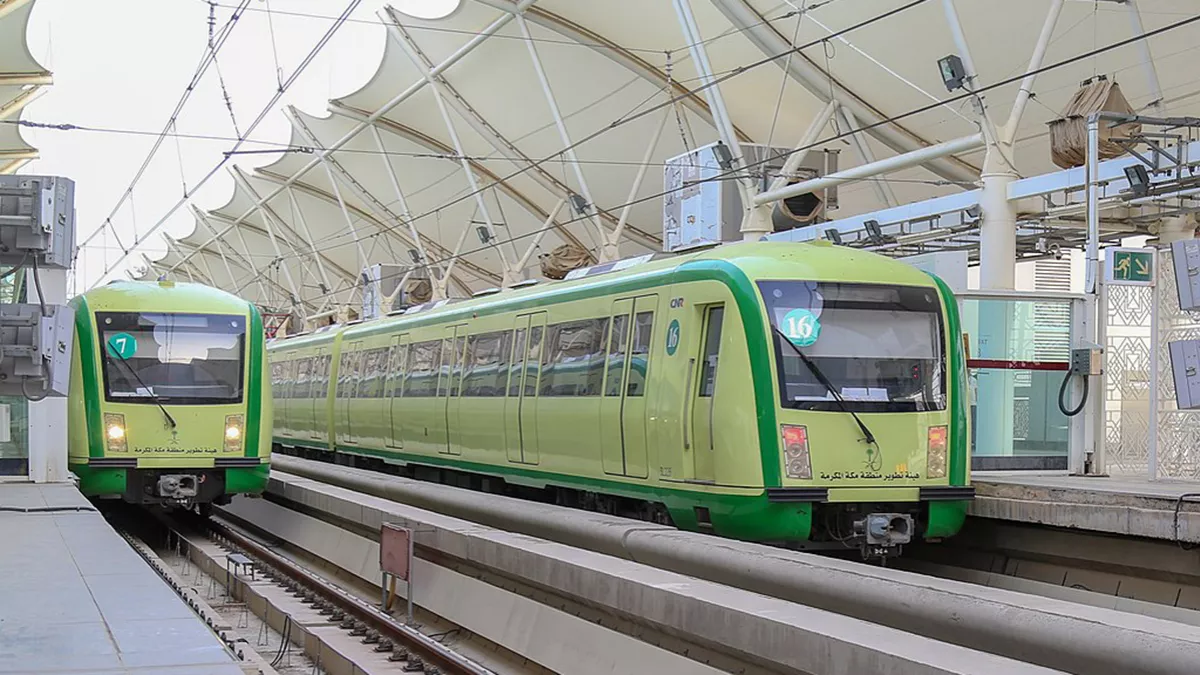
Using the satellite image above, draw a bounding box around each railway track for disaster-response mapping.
[111,505,506,675]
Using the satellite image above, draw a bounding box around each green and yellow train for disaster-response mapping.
[270,241,972,557]
[68,280,271,510]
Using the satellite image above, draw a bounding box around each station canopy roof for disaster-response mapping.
[136,0,1200,317]
[0,0,50,174]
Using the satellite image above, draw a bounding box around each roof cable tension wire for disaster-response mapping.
[76,0,253,260]
[87,0,364,289]
[276,7,1200,305]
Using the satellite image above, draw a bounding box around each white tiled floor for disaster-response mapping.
[0,482,244,674]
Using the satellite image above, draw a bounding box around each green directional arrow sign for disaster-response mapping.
[1106,247,1155,286]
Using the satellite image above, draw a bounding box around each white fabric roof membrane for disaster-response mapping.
[142,0,1200,315]
[0,0,50,174]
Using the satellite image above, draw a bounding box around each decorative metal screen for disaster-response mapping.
[1103,283,1152,476]
[1154,253,1200,480]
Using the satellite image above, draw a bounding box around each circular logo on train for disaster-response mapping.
[781,308,821,347]
[665,319,681,356]
[106,332,137,360]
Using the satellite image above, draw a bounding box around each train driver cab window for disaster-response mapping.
[97,312,246,404]
[758,281,946,413]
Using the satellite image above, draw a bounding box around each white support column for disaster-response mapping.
[230,168,304,310]
[1002,0,1065,145]
[1082,114,1104,475]
[27,267,67,483]
[439,223,475,298]
[754,134,984,205]
[281,187,334,302]
[941,0,979,87]
[513,13,608,251]
[605,108,671,261]
[768,100,839,193]
[192,206,241,289]
[366,123,442,281]
[318,159,371,276]
[838,106,898,208]
[1125,0,1165,114]
[513,199,566,283]
[671,0,770,241]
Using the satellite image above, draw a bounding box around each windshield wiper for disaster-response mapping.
[769,324,876,446]
[108,355,177,429]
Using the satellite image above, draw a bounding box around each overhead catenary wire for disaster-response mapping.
[75,0,253,258]
[85,0,365,289]
[162,0,936,280]
[256,6,1200,307]
[264,0,1199,270]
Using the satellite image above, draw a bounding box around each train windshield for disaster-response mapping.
[758,281,946,413]
[97,312,246,404]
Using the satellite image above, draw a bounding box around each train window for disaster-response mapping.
[524,326,543,398]
[540,318,608,397]
[319,354,332,395]
[296,357,311,400]
[627,311,654,397]
[449,336,466,397]
[357,348,386,399]
[386,343,409,398]
[405,340,441,397]
[698,306,724,397]
[604,314,629,397]
[507,328,527,397]
[758,280,946,413]
[462,331,510,397]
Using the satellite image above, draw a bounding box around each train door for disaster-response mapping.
[439,325,466,456]
[601,296,656,477]
[689,305,725,482]
[504,313,544,464]
[310,347,326,439]
[339,342,361,445]
[386,334,409,449]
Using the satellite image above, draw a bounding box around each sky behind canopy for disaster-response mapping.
[20,0,457,289]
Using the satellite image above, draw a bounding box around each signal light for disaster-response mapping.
[927,425,948,478]
[781,424,812,480]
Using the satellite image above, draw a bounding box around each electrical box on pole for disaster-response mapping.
[1171,239,1200,313]
[0,175,76,400]
[1168,339,1200,410]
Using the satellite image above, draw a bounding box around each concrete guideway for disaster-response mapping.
[269,454,1200,675]
[223,471,1064,675]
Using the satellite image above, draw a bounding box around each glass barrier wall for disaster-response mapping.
[959,292,1082,471]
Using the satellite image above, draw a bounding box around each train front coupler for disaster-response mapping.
[853,512,914,560]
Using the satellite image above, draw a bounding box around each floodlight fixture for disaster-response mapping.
[1123,164,1150,198]
[964,204,982,220]
[569,193,589,215]
[408,248,421,263]
[825,228,843,245]
[476,225,492,245]
[712,141,736,171]
[863,219,883,241]
[937,55,967,91]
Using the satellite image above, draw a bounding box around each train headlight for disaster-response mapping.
[224,414,244,452]
[781,424,812,480]
[104,413,127,452]
[927,425,948,478]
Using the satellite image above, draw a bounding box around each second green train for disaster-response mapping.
[269,241,972,558]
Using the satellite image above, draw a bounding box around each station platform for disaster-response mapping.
[971,472,1200,544]
[0,480,246,674]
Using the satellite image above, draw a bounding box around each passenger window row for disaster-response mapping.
[273,310,655,401]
